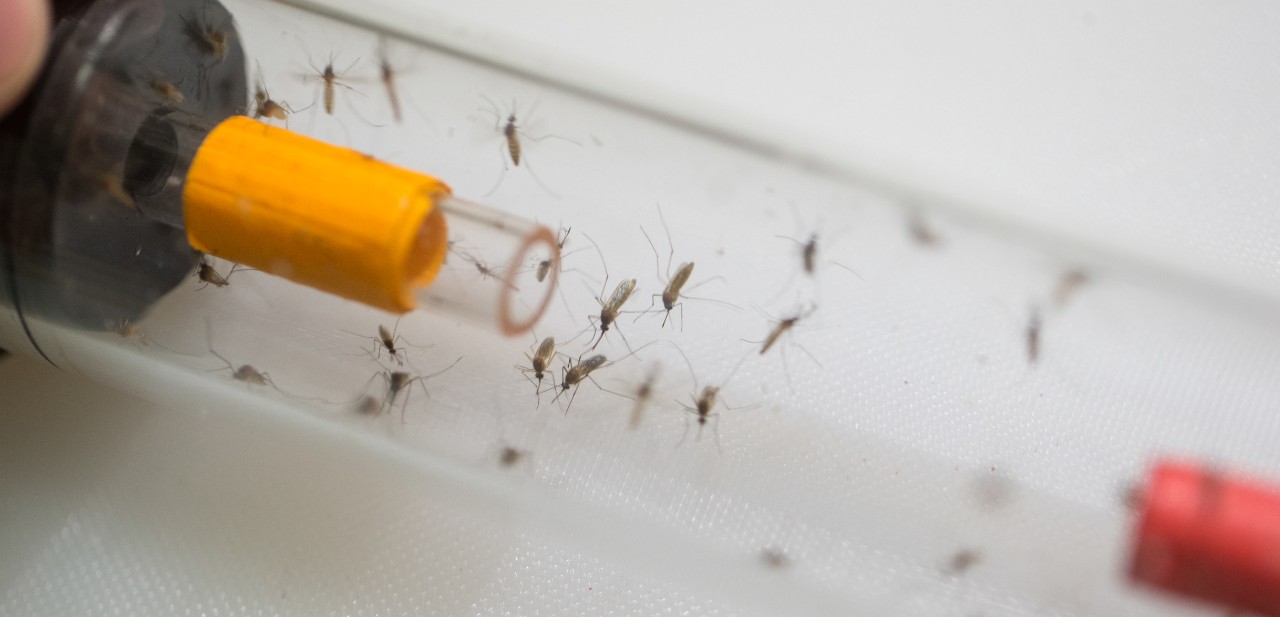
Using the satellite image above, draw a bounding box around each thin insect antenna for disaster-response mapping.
[666,341,701,392]
[583,233,610,300]
[656,203,676,279]
[477,94,502,123]
[253,59,268,88]
[641,225,664,283]
[288,31,322,75]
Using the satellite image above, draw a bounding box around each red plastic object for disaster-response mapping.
[1128,459,1280,616]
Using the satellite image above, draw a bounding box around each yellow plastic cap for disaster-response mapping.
[182,116,448,313]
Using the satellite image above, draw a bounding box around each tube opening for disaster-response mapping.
[123,110,179,199]
[415,196,559,336]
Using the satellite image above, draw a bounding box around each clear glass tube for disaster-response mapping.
[5,1,1280,617]
[426,196,560,336]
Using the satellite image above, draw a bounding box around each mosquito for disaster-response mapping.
[251,66,306,126]
[627,365,661,430]
[343,319,412,365]
[201,320,301,398]
[760,548,791,569]
[480,96,537,167]
[1052,268,1089,309]
[195,255,247,289]
[637,205,733,329]
[360,357,462,423]
[1026,305,1042,366]
[671,344,749,451]
[907,212,941,247]
[473,260,502,281]
[515,336,560,406]
[150,79,185,104]
[746,304,821,392]
[253,87,292,124]
[302,53,360,116]
[377,38,402,123]
[95,171,136,210]
[106,319,147,345]
[181,7,231,64]
[499,446,528,468]
[944,548,982,576]
[773,201,859,279]
[210,349,270,386]
[535,226,574,283]
[354,395,383,416]
[756,304,818,357]
[583,234,637,351]
[478,96,577,197]
[548,353,608,414]
[453,249,520,292]
[527,225,588,318]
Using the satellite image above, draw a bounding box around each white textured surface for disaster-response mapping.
[3,1,1280,616]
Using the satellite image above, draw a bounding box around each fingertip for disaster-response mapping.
[0,0,51,116]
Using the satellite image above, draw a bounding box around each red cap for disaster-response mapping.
[1128,459,1280,616]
